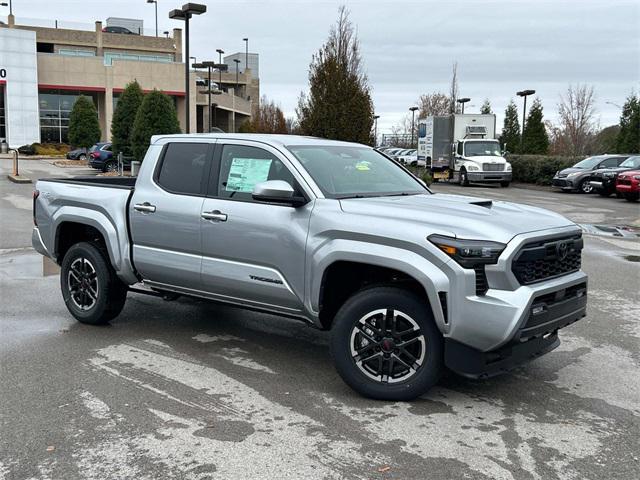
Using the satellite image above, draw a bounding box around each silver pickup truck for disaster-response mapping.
[32,134,588,400]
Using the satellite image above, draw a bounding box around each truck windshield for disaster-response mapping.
[464,141,502,157]
[286,145,428,199]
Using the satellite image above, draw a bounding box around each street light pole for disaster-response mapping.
[516,89,536,149]
[216,49,225,90]
[233,58,240,91]
[456,97,471,114]
[373,115,380,146]
[147,0,158,37]
[169,3,207,133]
[409,107,419,149]
[243,38,249,73]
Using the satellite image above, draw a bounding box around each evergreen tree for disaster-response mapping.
[616,94,640,153]
[296,6,374,144]
[501,100,521,153]
[111,80,144,157]
[480,99,492,114]
[131,90,181,161]
[521,98,549,154]
[68,95,101,149]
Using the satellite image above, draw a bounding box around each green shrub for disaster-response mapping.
[507,154,582,185]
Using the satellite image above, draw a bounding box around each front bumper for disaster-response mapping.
[552,178,575,189]
[445,280,587,378]
[467,172,512,182]
[616,183,639,193]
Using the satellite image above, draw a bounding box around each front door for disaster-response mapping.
[200,141,313,313]
[130,141,214,290]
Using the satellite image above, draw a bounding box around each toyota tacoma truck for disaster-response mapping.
[32,134,588,400]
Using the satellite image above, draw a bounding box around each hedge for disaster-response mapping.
[507,155,583,185]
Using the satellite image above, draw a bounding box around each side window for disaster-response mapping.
[217,144,297,201]
[457,142,463,155]
[156,142,210,195]
[600,158,620,168]
[104,145,112,152]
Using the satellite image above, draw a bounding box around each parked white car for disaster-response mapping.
[398,149,418,165]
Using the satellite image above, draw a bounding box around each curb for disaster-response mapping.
[7,175,32,184]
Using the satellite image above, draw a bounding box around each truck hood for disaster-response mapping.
[339,193,576,244]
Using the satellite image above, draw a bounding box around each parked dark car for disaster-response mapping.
[589,155,640,196]
[552,154,630,193]
[616,169,640,202]
[66,147,88,161]
[102,26,136,35]
[88,142,116,172]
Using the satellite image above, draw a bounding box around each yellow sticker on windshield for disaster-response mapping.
[355,161,370,171]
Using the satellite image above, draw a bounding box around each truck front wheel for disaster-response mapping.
[330,287,443,401]
[500,181,510,187]
[459,169,469,187]
[60,242,127,325]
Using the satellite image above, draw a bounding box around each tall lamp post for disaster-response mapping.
[456,97,471,114]
[233,58,241,91]
[242,37,249,73]
[216,48,225,90]
[373,115,380,146]
[409,106,419,148]
[163,30,170,38]
[169,3,207,133]
[147,0,158,37]
[516,89,535,148]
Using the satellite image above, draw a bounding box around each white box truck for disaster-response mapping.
[417,114,512,187]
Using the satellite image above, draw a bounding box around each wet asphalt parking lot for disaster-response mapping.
[1,158,639,479]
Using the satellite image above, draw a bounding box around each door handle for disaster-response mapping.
[134,202,156,213]
[201,210,227,222]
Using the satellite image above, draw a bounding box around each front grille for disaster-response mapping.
[483,163,505,172]
[474,265,489,295]
[512,234,583,285]
[618,178,632,185]
[553,179,568,187]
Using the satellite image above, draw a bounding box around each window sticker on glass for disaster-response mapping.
[226,157,272,192]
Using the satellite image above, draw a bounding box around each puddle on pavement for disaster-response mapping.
[579,224,640,239]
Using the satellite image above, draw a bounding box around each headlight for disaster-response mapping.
[467,165,479,171]
[428,235,505,268]
[603,172,615,178]
[567,172,581,178]
[634,175,640,181]
[506,163,512,171]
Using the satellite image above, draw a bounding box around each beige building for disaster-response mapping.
[0,15,258,146]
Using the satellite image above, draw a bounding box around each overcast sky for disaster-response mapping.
[7,0,639,133]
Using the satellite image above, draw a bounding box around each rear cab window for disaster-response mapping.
[155,142,212,196]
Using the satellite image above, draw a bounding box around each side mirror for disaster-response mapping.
[252,180,306,207]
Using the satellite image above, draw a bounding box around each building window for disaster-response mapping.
[58,49,96,57]
[38,89,100,144]
[104,52,173,66]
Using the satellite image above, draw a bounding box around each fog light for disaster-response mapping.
[532,305,545,315]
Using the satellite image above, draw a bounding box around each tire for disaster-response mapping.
[578,179,593,194]
[330,287,443,401]
[78,153,87,161]
[459,168,469,187]
[60,242,127,325]
[500,181,510,188]
[103,160,117,173]
[624,192,639,202]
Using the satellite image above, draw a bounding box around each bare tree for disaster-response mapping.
[557,84,598,156]
[449,62,459,114]
[418,92,451,118]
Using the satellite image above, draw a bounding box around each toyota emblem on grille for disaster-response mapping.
[556,242,569,260]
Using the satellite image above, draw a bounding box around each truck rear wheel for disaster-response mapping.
[330,287,443,401]
[60,242,127,325]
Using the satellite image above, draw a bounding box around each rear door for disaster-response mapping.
[130,141,214,289]
[199,140,313,313]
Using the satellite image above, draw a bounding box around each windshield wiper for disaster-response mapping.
[336,194,368,199]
